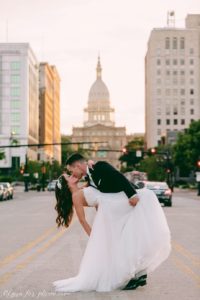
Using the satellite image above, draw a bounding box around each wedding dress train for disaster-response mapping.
[53,187,171,292]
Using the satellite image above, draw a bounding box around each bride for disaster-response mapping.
[52,174,171,292]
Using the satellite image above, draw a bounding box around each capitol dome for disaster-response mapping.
[88,56,110,103]
[84,56,115,127]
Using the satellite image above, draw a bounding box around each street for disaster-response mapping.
[0,187,199,300]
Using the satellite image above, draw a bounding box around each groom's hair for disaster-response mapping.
[66,153,86,166]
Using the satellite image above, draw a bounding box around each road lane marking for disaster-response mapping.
[172,255,200,288]
[0,228,66,285]
[172,241,200,267]
[0,226,57,268]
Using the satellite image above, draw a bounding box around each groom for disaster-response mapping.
[65,153,147,290]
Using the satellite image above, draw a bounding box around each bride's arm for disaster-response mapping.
[73,190,91,236]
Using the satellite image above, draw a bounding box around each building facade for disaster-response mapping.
[145,14,200,148]
[72,57,126,169]
[0,43,39,169]
[39,63,61,164]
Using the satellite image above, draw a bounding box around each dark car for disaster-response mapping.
[144,181,172,207]
[0,182,14,199]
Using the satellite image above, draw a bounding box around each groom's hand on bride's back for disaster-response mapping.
[129,195,139,206]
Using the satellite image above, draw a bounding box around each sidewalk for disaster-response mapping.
[174,188,200,200]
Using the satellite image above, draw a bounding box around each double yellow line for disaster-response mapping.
[0,226,67,285]
[172,240,200,288]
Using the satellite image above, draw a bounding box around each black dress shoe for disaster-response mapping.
[122,275,147,290]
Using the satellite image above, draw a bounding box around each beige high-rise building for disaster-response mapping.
[145,14,200,148]
[39,63,61,164]
[72,57,126,169]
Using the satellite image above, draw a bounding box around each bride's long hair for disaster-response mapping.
[54,175,74,228]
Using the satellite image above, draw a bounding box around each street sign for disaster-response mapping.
[196,172,200,182]
[136,150,142,157]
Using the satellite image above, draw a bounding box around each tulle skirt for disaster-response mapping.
[53,188,171,292]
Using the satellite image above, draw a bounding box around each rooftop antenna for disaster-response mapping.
[167,11,175,27]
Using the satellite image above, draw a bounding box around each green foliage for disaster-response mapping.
[0,151,5,160]
[173,120,200,176]
[138,156,166,181]
[119,137,144,171]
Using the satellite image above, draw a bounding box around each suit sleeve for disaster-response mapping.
[94,161,137,198]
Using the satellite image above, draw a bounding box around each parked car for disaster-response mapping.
[47,180,58,191]
[0,182,14,199]
[144,181,172,207]
[0,184,9,201]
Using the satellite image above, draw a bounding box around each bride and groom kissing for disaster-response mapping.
[53,153,171,293]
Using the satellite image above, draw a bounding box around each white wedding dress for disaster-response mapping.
[53,187,171,292]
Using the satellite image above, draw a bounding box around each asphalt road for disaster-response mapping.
[0,187,199,300]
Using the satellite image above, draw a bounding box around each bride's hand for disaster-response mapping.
[129,195,139,206]
[87,160,95,169]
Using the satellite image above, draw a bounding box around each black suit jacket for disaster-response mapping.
[85,161,138,199]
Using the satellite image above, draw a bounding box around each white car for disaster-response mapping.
[47,180,58,191]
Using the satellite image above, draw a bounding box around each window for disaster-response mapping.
[157,119,161,125]
[181,107,185,115]
[181,99,185,105]
[157,59,161,65]
[157,69,161,75]
[166,89,170,96]
[190,99,194,105]
[11,62,20,70]
[180,59,185,65]
[173,37,177,49]
[166,70,170,76]
[165,37,170,49]
[166,119,170,125]
[190,70,194,75]
[189,48,194,54]
[157,107,161,115]
[190,89,194,95]
[11,75,20,84]
[157,89,161,96]
[11,126,20,134]
[173,59,177,65]
[166,105,170,115]
[180,37,185,49]
[11,113,20,122]
[173,106,178,115]
[190,59,194,65]
[174,119,178,125]
[181,119,185,125]
[173,89,178,96]
[11,87,20,97]
[157,128,161,135]
[156,78,161,84]
[180,89,185,96]
[11,100,20,109]
[190,78,194,84]
[190,109,194,115]
[173,70,177,76]
[166,59,170,65]
[180,70,185,76]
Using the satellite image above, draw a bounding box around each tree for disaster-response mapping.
[119,137,144,171]
[173,120,200,176]
[138,156,166,181]
[0,151,5,160]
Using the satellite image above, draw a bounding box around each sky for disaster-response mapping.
[0,0,200,135]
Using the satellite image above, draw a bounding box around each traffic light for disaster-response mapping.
[20,166,24,174]
[150,148,156,154]
[122,147,127,154]
[197,160,200,168]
